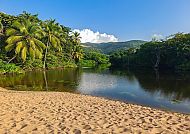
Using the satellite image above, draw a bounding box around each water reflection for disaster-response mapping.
[79,69,190,113]
[0,68,190,113]
[78,73,117,94]
[0,68,82,92]
[110,69,190,101]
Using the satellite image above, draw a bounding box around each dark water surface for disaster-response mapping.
[0,68,190,113]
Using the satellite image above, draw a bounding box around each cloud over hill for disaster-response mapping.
[73,29,118,43]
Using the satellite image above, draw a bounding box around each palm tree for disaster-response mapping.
[5,19,46,63]
[18,11,40,23]
[72,31,81,44]
[71,45,83,63]
[42,20,62,69]
[71,32,83,63]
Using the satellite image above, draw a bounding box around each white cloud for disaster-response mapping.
[151,34,164,41]
[73,29,118,43]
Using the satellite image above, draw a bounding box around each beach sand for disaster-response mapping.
[0,87,189,134]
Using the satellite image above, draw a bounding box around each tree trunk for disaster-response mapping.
[154,48,160,69]
[43,71,48,90]
[43,41,49,69]
[7,55,16,63]
[154,68,160,81]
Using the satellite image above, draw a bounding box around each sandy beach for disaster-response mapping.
[0,87,189,134]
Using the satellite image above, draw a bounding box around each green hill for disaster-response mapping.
[82,40,147,54]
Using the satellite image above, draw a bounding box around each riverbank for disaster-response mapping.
[0,87,189,134]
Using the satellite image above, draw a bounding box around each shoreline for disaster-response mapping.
[0,87,190,133]
[2,87,190,115]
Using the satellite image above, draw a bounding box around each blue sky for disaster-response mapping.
[0,0,190,42]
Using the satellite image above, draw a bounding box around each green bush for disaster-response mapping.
[0,59,23,74]
[23,59,43,70]
[82,49,111,67]
[63,62,77,68]
[79,60,96,67]
[46,53,77,68]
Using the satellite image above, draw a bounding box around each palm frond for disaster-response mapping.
[21,47,27,61]
[15,41,24,54]
[5,44,15,52]
[33,38,46,49]
[12,21,24,31]
[35,44,43,53]
[51,36,58,48]
[30,25,41,33]
[6,35,23,44]
[29,47,35,59]
[35,48,43,59]
[5,28,18,36]
[29,39,36,49]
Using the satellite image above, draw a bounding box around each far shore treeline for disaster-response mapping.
[0,12,190,74]
[110,33,190,71]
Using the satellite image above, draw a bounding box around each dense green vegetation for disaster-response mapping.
[1,12,189,73]
[80,49,110,68]
[0,59,23,74]
[83,40,146,54]
[110,33,190,71]
[0,12,110,74]
[0,12,82,72]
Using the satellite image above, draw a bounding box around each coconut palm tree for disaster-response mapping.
[42,20,62,69]
[71,32,83,63]
[18,11,40,23]
[5,19,46,63]
[71,45,83,63]
[72,31,81,44]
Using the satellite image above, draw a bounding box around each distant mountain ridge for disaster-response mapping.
[82,40,147,54]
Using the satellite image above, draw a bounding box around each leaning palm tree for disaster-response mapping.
[5,19,46,63]
[42,20,62,69]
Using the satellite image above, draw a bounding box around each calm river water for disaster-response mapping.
[0,68,190,113]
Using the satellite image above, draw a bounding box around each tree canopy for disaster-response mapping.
[0,11,189,73]
[110,33,190,71]
[0,12,84,72]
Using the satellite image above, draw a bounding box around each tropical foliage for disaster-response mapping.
[1,11,189,74]
[5,20,46,62]
[0,59,23,74]
[80,49,110,67]
[110,33,190,70]
[0,11,84,73]
[71,32,83,63]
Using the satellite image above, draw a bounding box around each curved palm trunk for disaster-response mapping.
[43,40,49,69]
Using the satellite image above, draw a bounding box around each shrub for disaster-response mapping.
[23,59,43,70]
[79,60,96,67]
[0,59,23,74]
